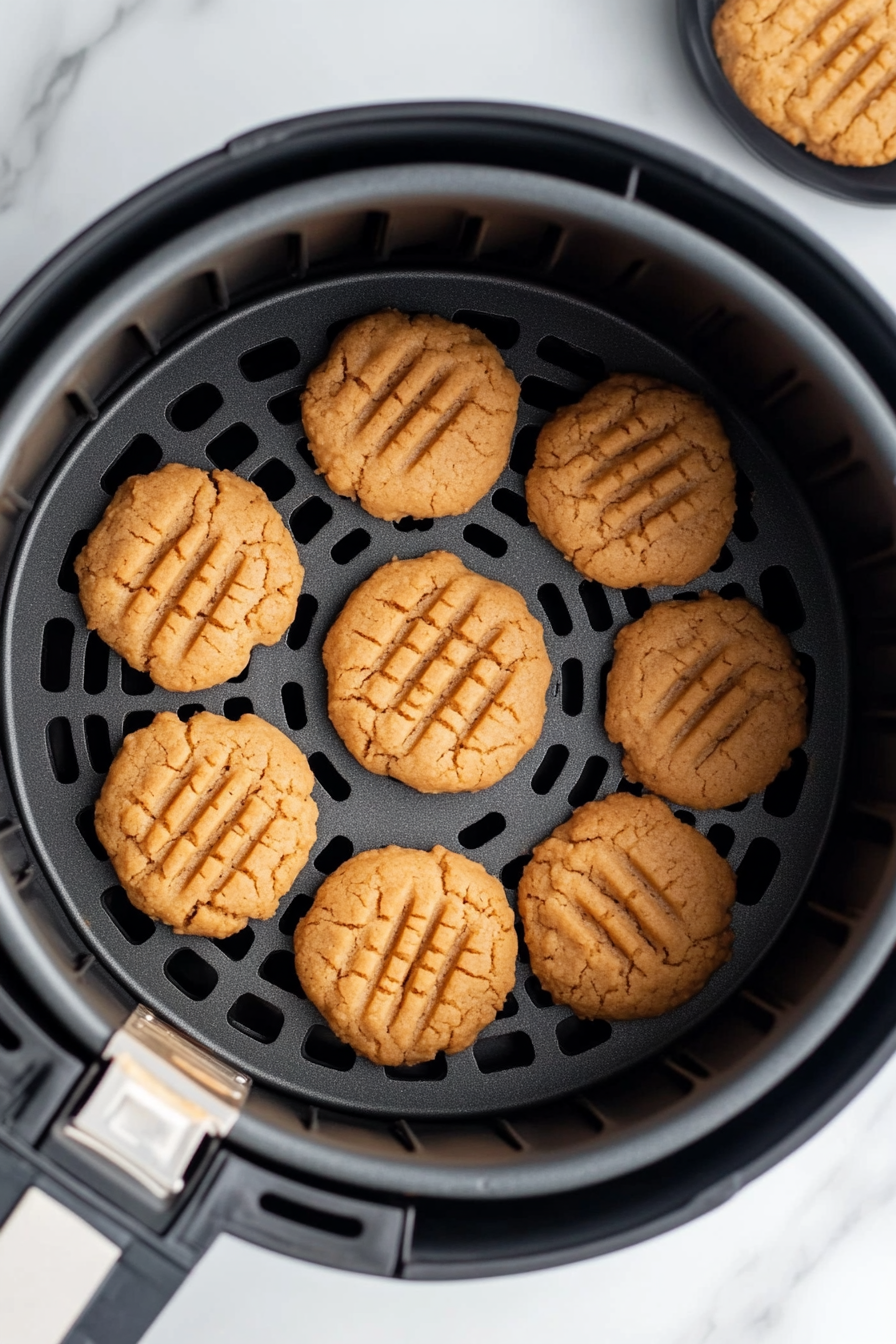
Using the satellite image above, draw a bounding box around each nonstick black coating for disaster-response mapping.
[0,269,847,1117]
[679,0,896,205]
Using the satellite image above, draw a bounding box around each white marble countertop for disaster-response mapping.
[2,2,896,1341]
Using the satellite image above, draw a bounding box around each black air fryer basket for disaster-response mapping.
[2,104,896,1343]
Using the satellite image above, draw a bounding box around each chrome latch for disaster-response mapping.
[63,1006,250,1201]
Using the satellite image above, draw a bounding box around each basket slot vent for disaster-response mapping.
[123,710,154,737]
[251,457,295,501]
[736,837,781,905]
[515,920,531,964]
[168,383,223,432]
[473,1031,535,1074]
[213,926,255,962]
[707,823,735,859]
[279,894,313,937]
[675,810,696,826]
[83,632,109,695]
[385,1055,447,1082]
[165,949,218,1001]
[525,976,554,1009]
[568,755,609,808]
[760,564,805,633]
[491,488,530,527]
[84,715,113,773]
[556,1016,611,1057]
[561,658,584,716]
[177,704,205,721]
[536,335,604,383]
[47,717,78,783]
[295,436,316,471]
[463,523,507,558]
[531,744,569,795]
[393,515,434,532]
[222,697,252,721]
[288,594,319,650]
[495,992,519,1021]
[58,530,89,592]
[520,375,580,413]
[259,950,305,998]
[579,580,612,631]
[228,992,283,1043]
[458,811,506,850]
[719,582,746,601]
[622,586,650,619]
[314,836,353,874]
[451,309,520,350]
[291,497,333,544]
[206,422,258,471]
[0,1014,21,1053]
[308,752,351,802]
[267,388,303,425]
[500,853,532,890]
[537,583,572,635]
[102,885,154,945]
[238,337,301,383]
[509,424,538,474]
[120,661,153,696]
[40,619,74,692]
[303,1023,355,1071]
[711,544,734,573]
[763,748,809,818]
[100,434,163,495]
[75,807,106,861]
[331,528,371,565]
[281,683,306,731]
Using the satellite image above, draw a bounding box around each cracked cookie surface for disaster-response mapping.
[606,593,807,810]
[713,0,896,167]
[294,844,517,1066]
[75,462,303,692]
[301,309,520,520]
[96,710,317,937]
[322,551,552,793]
[525,374,735,589]
[518,792,736,1019]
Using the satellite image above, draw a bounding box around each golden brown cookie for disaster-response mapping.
[713,0,896,167]
[605,593,807,810]
[294,845,517,1066]
[322,551,552,793]
[525,374,735,589]
[518,792,736,1019]
[75,463,303,692]
[301,309,520,520]
[96,711,317,937]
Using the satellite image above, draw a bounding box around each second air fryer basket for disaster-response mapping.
[1,154,895,1198]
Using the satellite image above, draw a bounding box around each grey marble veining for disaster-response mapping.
[1,2,895,1341]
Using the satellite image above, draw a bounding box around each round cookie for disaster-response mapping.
[322,551,552,793]
[75,462,303,692]
[294,845,517,1066]
[518,792,736,1020]
[713,0,896,168]
[525,373,736,589]
[605,593,807,810]
[301,309,520,520]
[96,711,317,938]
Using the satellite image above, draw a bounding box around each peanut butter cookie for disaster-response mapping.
[322,551,552,793]
[95,710,317,937]
[301,309,520,520]
[518,792,736,1019]
[76,463,302,692]
[605,593,807,810]
[713,0,896,167]
[525,374,735,589]
[294,844,517,1066]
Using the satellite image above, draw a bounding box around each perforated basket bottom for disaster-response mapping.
[1,270,847,1117]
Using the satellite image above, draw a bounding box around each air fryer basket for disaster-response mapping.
[1,107,896,1299]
